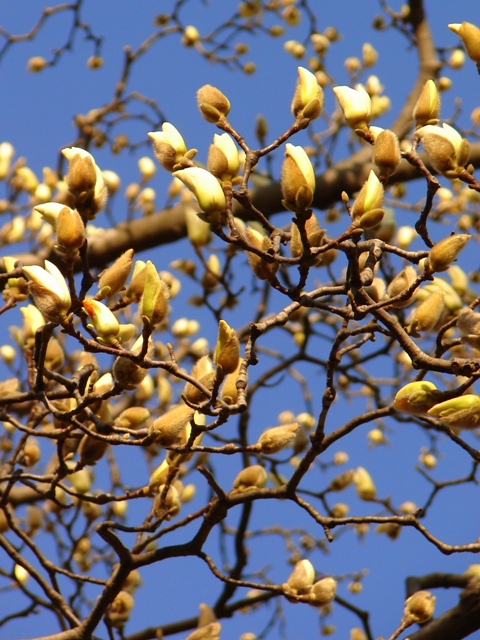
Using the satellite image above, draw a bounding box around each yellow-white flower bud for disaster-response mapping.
[62,147,107,218]
[285,559,315,593]
[350,170,384,229]
[308,577,337,606]
[138,156,156,180]
[291,66,324,121]
[333,84,372,129]
[215,319,240,376]
[83,299,120,345]
[354,466,376,500]
[22,261,71,324]
[108,590,135,628]
[232,464,267,492]
[173,167,226,214]
[427,394,480,429]
[393,381,440,415]
[148,123,188,172]
[449,22,480,71]
[140,261,169,327]
[281,143,316,212]
[413,79,441,127]
[257,423,299,454]
[185,206,212,247]
[245,226,279,281]
[403,590,436,624]
[416,123,470,178]
[207,133,239,182]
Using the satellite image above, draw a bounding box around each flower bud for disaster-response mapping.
[413,80,441,127]
[220,358,243,405]
[185,622,222,640]
[149,123,188,172]
[108,590,135,628]
[457,308,480,349]
[257,423,299,454]
[281,144,315,212]
[184,355,215,404]
[351,170,384,229]
[185,206,212,247]
[308,577,337,606]
[354,466,376,500]
[141,261,169,326]
[416,123,470,178]
[393,381,441,415]
[115,407,150,430]
[403,590,435,624]
[27,56,47,73]
[408,289,445,336]
[291,66,324,121]
[97,249,134,299]
[83,299,120,344]
[285,559,315,593]
[426,234,470,273]
[56,206,85,258]
[449,22,480,71]
[387,266,417,308]
[138,156,156,180]
[78,428,108,466]
[22,261,71,324]
[245,226,279,281]
[62,147,107,218]
[149,404,194,446]
[197,85,230,122]
[207,133,239,182]
[427,394,480,430]
[173,167,226,214]
[215,320,240,376]
[373,129,401,180]
[333,84,372,129]
[328,469,355,491]
[232,464,267,492]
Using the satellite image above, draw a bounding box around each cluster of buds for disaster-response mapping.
[394,381,480,430]
[449,22,480,73]
[283,559,337,607]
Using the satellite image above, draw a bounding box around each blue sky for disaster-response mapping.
[1,2,480,639]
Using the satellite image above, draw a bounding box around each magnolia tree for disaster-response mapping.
[2,1,480,639]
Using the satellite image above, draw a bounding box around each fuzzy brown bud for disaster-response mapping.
[97,249,134,299]
[232,464,267,492]
[413,80,440,127]
[426,234,470,273]
[403,590,435,624]
[197,85,230,122]
[373,129,401,180]
[149,404,194,446]
[257,423,299,454]
[408,289,445,336]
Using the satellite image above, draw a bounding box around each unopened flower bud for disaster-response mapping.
[97,249,134,299]
[408,289,445,335]
[78,429,108,466]
[427,394,480,430]
[413,80,441,127]
[354,466,376,500]
[149,404,194,446]
[393,381,440,415]
[149,124,188,172]
[220,358,243,405]
[308,577,337,606]
[291,66,324,121]
[351,170,384,229]
[83,299,120,344]
[426,234,470,273]
[232,464,267,492]
[333,84,372,130]
[115,407,150,430]
[141,261,169,326]
[257,423,299,454]
[281,143,315,212]
[449,22,480,71]
[215,319,240,376]
[207,133,239,182]
[328,469,354,491]
[153,483,181,518]
[373,129,401,180]
[197,85,230,122]
[285,559,315,593]
[173,167,226,214]
[184,355,215,404]
[245,226,279,281]
[416,123,470,178]
[27,56,47,73]
[22,261,71,324]
[108,590,135,628]
[56,206,85,257]
[387,266,417,307]
[403,590,435,624]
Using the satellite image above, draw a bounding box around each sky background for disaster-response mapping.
[1,1,480,639]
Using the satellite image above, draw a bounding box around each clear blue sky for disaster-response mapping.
[1,2,480,639]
